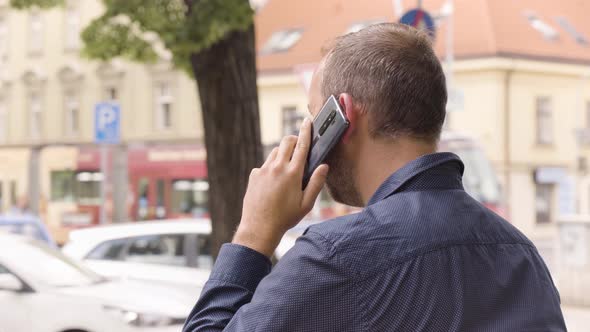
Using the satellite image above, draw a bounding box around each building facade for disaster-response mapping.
[0,0,206,242]
[1,0,590,249]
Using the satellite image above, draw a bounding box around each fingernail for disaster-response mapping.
[302,118,310,127]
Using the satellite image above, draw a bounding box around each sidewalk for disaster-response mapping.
[563,306,590,331]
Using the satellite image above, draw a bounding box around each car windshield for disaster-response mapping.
[440,140,501,204]
[12,239,105,288]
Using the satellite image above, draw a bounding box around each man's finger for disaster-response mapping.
[302,164,329,210]
[262,147,279,168]
[277,135,298,163]
[291,117,312,169]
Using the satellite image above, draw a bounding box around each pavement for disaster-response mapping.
[563,306,590,331]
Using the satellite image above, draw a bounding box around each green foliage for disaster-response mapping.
[81,16,160,63]
[10,0,64,9]
[11,0,254,75]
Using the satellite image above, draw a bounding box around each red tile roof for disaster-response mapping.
[255,0,590,73]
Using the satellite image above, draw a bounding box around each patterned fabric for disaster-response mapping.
[183,152,566,332]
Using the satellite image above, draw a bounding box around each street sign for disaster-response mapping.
[94,102,120,144]
[399,8,436,39]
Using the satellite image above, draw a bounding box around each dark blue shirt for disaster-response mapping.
[183,153,566,331]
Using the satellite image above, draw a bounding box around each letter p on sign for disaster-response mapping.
[94,102,120,144]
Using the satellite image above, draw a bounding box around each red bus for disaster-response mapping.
[76,145,208,224]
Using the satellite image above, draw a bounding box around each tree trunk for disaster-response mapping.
[190,24,263,259]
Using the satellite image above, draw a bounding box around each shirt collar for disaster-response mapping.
[367,152,464,206]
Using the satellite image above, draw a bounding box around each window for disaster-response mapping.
[137,178,149,220]
[51,170,75,201]
[156,179,166,218]
[535,183,553,224]
[75,171,102,205]
[28,12,44,54]
[9,180,16,207]
[29,92,42,139]
[524,11,559,41]
[155,82,173,130]
[89,234,192,267]
[105,86,118,101]
[0,16,8,58]
[124,234,186,266]
[87,238,128,260]
[282,106,304,136]
[195,234,212,269]
[536,97,552,145]
[556,17,588,46]
[64,5,80,50]
[346,19,385,34]
[261,29,303,53]
[64,92,80,136]
[0,97,6,143]
[171,179,209,217]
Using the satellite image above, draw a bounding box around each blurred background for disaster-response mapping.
[0,0,589,331]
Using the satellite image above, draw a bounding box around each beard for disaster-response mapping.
[324,145,364,207]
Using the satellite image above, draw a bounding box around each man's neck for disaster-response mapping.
[355,137,437,206]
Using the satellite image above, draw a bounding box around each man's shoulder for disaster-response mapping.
[303,207,406,260]
[304,196,432,248]
[302,192,534,278]
[304,209,372,245]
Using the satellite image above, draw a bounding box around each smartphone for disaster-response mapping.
[302,95,350,189]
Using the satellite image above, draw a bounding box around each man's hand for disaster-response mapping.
[233,118,329,257]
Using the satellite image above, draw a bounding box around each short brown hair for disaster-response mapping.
[321,23,447,142]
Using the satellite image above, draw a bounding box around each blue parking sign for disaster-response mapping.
[94,102,120,144]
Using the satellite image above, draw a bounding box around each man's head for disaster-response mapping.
[308,23,447,207]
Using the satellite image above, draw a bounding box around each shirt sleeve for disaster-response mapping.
[182,231,358,332]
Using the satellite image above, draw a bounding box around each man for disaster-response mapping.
[184,23,566,331]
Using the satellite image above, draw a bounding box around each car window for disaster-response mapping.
[123,234,186,267]
[196,235,213,269]
[86,238,129,260]
[0,264,10,274]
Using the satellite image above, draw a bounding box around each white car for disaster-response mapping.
[63,219,213,293]
[0,233,195,332]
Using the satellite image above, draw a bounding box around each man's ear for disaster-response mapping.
[338,93,359,143]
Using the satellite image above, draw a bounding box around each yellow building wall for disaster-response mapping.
[509,72,581,167]
[449,70,506,165]
[0,149,29,212]
[258,74,308,145]
[1,2,202,146]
